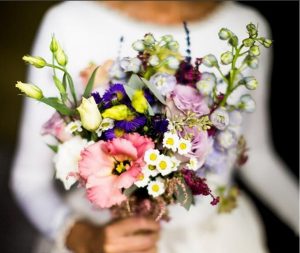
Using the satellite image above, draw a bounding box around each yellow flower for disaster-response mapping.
[132,90,148,114]
[22,55,46,68]
[15,81,43,99]
[77,97,102,131]
[102,105,130,120]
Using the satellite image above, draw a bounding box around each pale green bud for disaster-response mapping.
[166,56,179,70]
[218,28,232,40]
[168,41,179,51]
[161,35,173,43]
[240,76,258,90]
[15,81,43,99]
[246,23,258,38]
[238,94,256,113]
[144,33,155,45]
[245,55,259,69]
[221,51,233,65]
[203,54,218,68]
[22,55,47,68]
[132,40,145,52]
[55,47,68,66]
[228,35,238,47]
[149,55,160,66]
[242,38,254,47]
[53,75,66,95]
[50,35,59,53]
[250,45,260,56]
[263,39,272,48]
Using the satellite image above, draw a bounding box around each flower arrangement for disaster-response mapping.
[15,23,271,220]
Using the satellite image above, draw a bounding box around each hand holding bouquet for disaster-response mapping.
[15,23,271,222]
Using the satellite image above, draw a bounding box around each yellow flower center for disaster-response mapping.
[179,143,187,150]
[114,160,130,174]
[150,153,157,161]
[166,138,174,145]
[159,161,167,170]
[114,128,124,137]
[148,165,156,171]
[152,184,160,192]
[138,173,145,181]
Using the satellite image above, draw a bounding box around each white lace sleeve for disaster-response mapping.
[240,20,299,235]
[10,7,74,240]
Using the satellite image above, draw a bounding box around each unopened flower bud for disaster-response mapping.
[241,76,258,90]
[168,41,179,51]
[149,55,160,66]
[228,35,238,47]
[221,51,233,65]
[144,33,155,45]
[166,56,179,70]
[218,28,232,40]
[55,47,68,66]
[238,95,256,113]
[263,39,272,48]
[50,35,59,53]
[242,38,254,47]
[120,57,142,73]
[161,35,173,43]
[245,55,259,69]
[132,40,145,52]
[250,45,260,56]
[196,72,216,96]
[246,23,258,38]
[210,108,229,130]
[203,54,218,67]
[15,81,43,99]
[22,55,47,68]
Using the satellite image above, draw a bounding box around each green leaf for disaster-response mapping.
[175,178,193,210]
[128,74,145,90]
[39,97,74,116]
[62,73,67,90]
[83,66,99,98]
[140,77,166,105]
[47,144,58,153]
[123,185,138,197]
[66,74,77,106]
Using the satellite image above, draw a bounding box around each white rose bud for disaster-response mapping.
[77,97,102,131]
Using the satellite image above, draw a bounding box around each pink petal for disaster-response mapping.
[103,138,138,161]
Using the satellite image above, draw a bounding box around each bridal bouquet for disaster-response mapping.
[15,23,271,220]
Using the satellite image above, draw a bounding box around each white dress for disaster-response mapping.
[11,2,299,253]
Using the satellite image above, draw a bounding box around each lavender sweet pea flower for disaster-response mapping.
[178,126,212,168]
[166,85,210,118]
[204,148,228,173]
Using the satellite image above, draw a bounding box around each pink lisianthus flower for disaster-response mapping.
[166,84,209,118]
[78,133,154,208]
[41,112,72,142]
[178,126,212,168]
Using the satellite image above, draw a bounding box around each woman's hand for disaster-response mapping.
[66,217,160,253]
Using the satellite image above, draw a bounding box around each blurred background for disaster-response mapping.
[0,1,298,253]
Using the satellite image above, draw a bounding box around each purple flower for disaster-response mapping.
[103,128,125,140]
[182,169,219,205]
[204,148,228,173]
[175,60,201,86]
[115,115,146,132]
[143,88,155,105]
[153,117,169,134]
[91,92,101,104]
[102,83,130,108]
[166,85,210,118]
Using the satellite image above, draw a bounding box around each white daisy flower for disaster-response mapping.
[147,180,165,197]
[163,132,179,152]
[96,118,114,137]
[65,120,82,134]
[156,155,173,176]
[134,172,150,188]
[142,164,159,177]
[187,157,199,171]
[144,149,160,166]
[177,139,192,155]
